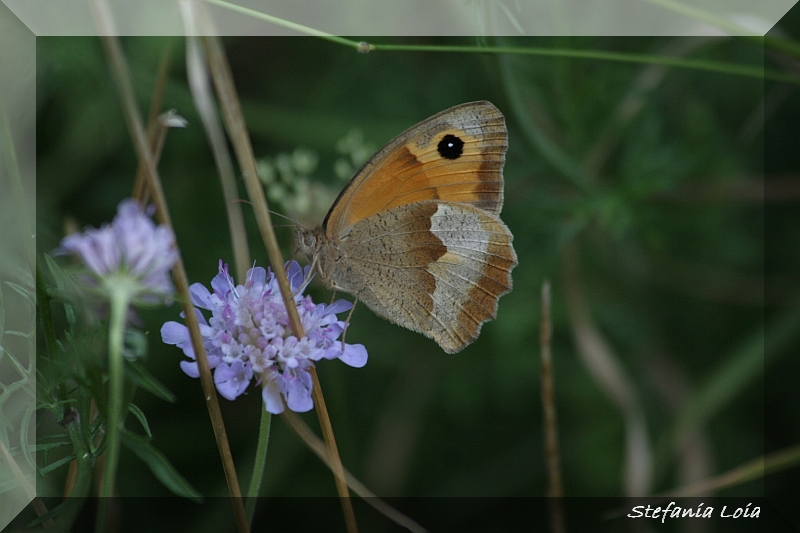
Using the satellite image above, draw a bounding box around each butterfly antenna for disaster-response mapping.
[269,209,308,231]
[232,198,308,230]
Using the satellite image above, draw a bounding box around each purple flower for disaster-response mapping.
[161,261,367,414]
[58,199,177,304]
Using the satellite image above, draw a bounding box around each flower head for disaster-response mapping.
[58,199,177,305]
[161,261,367,414]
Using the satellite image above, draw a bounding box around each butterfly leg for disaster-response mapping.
[340,297,359,352]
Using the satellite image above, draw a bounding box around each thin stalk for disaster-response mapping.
[245,409,272,522]
[201,0,355,48]
[371,43,793,84]
[95,284,130,533]
[90,1,249,531]
[199,1,800,84]
[132,43,174,201]
[183,32,251,279]
[540,282,565,533]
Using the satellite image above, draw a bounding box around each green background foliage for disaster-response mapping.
[30,19,799,529]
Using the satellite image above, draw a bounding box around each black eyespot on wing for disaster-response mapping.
[437,134,464,160]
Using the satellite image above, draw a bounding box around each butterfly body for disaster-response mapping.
[296,101,517,353]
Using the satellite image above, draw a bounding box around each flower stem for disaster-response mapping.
[95,285,130,533]
[200,1,800,84]
[245,408,272,524]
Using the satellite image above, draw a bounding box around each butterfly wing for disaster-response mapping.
[327,201,517,353]
[323,101,508,237]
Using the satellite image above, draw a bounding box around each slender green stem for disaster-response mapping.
[36,263,59,361]
[371,43,797,84]
[198,1,800,85]
[245,408,272,523]
[95,284,130,533]
[201,0,356,48]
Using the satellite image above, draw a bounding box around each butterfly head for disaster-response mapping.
[294,226,321,261]
[295,225,344,290]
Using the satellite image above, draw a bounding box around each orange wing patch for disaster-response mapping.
[325,102,507,236]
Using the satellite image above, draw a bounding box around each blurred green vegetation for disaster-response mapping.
[31,22,799,529]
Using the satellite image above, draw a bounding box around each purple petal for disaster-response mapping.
[193,307,209,326]
[180,361,200,378]
[189,283,213,309]
[214,361,252,400]
[161,321,195,358]
[113,200,176,294]
[248,267,267,286]
[57,199,176,300]
[262,380,284,414]
[115,202,154,274]
[61,226,120,276]
[326,299,352,315]
[286,260,304,292]
[205,352,222,369]
[282,372,314,412]
[339,343,368,368]
[161,321,188,345]
[211,264,233,297]
[198,323,214,338]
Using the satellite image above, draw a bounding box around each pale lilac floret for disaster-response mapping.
[59,199,177,303]
[161,260,367,414]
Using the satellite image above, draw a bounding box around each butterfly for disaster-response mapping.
[296,101,517,353]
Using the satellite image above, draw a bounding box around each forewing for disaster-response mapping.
[324,101,508,237]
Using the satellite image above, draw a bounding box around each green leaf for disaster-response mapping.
[25,505,66,528]
[38,454,76,476]
[3,329,33,340]
[41,254,78,324]
[33,441,71,452]
[127,361,176,403]
[0,377,27,407]
[35,398,77,412]
[42,254,73,292]
[20,403,35,468]
[25,497,83,527]
[4,281,34,309]
[121,430,203,502]
[127,403,152,438]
